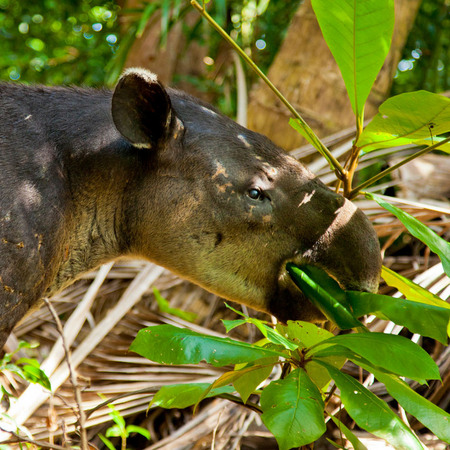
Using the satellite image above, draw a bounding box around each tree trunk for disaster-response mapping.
[119,0,210,99]
[247,0,422,150]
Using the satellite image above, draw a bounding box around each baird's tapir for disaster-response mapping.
[0,68,381,348]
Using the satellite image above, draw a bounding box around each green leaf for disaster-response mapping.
[223,305,297,351]
[347,290,450,344]
[130,325,284,367]
[276,321,334,349]
[287,264,364,329]
[381,266,450,308]
[260,368,326,450]
[357,91,450,151]
[233,358,277,403]
[222,319,247,332]
[330,416,368,450]
[105,424,123,438]
[150,383,235,409]
[370,369,450,443]
[366,192,450,276]
[320,362,424,450]
[277,321,344,389]
[311,0,394,119]
[98,434,116,450]
[15,358,40,368]
[125,425,151,440]
[136,3,158,38]
[289,118,336,169]
[313,332,440,383]
[19,365,51,391]
[252,321,298,351]
[153,288,197,322]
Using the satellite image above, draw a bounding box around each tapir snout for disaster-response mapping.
[0,68,382,348]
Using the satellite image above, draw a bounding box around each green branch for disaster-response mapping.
[348,136,450,200]
[190,0,345,177]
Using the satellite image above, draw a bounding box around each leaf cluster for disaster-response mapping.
[130,278,450,450]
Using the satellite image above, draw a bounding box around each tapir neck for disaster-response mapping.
[42,99,144,295]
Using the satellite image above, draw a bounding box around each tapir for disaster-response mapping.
[0,69,381,348]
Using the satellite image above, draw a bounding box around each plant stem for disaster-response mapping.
[348,136,450,200]
[217,393,263,413]
[190,0,345,177]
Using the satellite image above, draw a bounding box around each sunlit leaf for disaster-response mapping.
[130,325,284,367]
[153,287,197,322]
[289,118,336,169]
[126,425,151,440]
[311,0,394,120]
[347,290,450,344]
[260,368,326,450]
[99,434,116,450]
[381,266,450,308]
[150,383,234,409]
[357,91,450,151]
[366,367,450,443]
[287,264,364,329]
[222,319,247,332]
[233,358,277,403]
[276,321,333,348]
[320,362,424,450]
[366,192,450,276]
[313,332,440,383]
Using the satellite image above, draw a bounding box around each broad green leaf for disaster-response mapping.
[330,416,368,450]
[320,362,424,450]
[277,321,344,389]
[287,264,364,329]
[313,332,440,383]
[381,266,450,308]
[260,368,326,450]
[276,321,334,349]
[305,359,345,390]
[150,383,235,409]
[347,290,450,344]
[311,0,394,119]
[366,192,450,276]
[130,325,284,367]
[153,288,197,322]
[233,358,277,403]
[363,367,450,443]
[357,91,450,151]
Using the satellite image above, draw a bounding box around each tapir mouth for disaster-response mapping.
[270,255,378,324]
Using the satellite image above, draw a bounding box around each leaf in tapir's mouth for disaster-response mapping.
[286,263,364,330]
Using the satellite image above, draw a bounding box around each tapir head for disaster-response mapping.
[112,69,381,322]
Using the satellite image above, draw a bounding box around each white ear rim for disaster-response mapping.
[121,68,158,84]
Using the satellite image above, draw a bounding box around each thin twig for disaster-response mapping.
[190,0,345,177]
[43,298,88,450]
[348,136,450,199]
[85,386,160,419]
[0,425,68,450]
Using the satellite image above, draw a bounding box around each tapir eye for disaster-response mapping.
[248,187,265,201]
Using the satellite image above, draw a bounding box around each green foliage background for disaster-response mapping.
[1,0,447,98]
[0,0,119,85]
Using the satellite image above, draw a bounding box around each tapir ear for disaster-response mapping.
[111,68,175,149]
